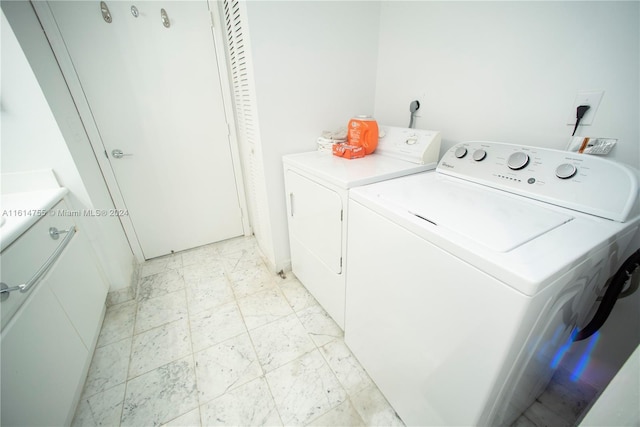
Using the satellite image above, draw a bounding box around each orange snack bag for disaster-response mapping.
[332,143,365,159]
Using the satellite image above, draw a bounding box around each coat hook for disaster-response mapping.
[131,5,139,18]
[100,1,112,23]
[160,8,170,28]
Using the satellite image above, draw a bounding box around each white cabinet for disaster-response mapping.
[1,283,89,426]
[48,227,108,347]
[1,199,108,426]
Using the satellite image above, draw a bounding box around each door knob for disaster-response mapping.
[111,149,133,159]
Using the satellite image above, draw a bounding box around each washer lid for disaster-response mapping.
[386,175,574,252]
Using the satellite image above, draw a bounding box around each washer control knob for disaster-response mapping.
[473,149,487,161]
[454,147,467,158]
[556,163,577,179]
[507,152,529,170]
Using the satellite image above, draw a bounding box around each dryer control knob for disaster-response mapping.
[454,147,467,158]
[473,149,487,161]
[507,152,529,170]
[556,163,577,179]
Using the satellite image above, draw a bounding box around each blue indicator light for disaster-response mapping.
[570,331,600,382]
[540,325,564,361]
[550,328,578,369]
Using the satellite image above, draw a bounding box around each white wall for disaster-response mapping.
[245,1,381,271]
[1,4,134,291]
[247,1,639,271]
[374,1,639,168]
[1,12,87,203]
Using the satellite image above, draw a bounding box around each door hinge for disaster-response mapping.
[104,150,108,159]
[340,209,343,221]
[340,257,343,268]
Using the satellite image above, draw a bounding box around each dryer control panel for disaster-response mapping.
[438,141,639,222]
[376,126,441,165]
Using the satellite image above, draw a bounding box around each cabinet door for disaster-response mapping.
[0,202,75,330]
[1,284,88,426]
[49,228,108,347]
[286,170,343,274]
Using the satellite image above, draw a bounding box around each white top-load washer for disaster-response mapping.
[283,127,441,329]
[344,141,640,426]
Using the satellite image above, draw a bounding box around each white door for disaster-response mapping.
[285,170,343,274]
[48,1,244,259]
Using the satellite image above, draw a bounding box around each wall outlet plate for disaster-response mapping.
[567,90,604,126]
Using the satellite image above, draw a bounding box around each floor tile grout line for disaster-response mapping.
[118,264,142,427]
[303,317,354,425]
[237,286,296,333]
[229,260,284,424]
[128,250,211,425]
[123,287,217,421]
[181,268,203,427]
[132,288,189,337]
[534,395,583,426]
[237,261,313,427]
[273,275,350,425]
[123,260,190,422]
[77,337,134,401]
[284,276,379,427]
[136,267,186,303]
[203,244,287,424]
[138,252,183,280]
[73,280,139,425]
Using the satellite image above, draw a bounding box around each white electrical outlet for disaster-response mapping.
[567,90,604,125]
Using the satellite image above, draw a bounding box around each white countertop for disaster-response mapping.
[1,170,68,251]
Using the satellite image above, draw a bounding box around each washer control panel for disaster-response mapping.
[437,141,639,222]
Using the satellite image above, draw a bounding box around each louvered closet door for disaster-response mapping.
[221,0,270,253]
[48,1,244,259]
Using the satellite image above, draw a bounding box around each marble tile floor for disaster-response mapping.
[73,235,599,427]
[512,368,598,427]
[72,236,404,427]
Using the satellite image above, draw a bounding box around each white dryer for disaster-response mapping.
[283,127,441,329]
[344,141,640,426]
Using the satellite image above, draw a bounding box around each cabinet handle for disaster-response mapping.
[49,227,72,240]
[0,226,76,302]
[289,193,294,217]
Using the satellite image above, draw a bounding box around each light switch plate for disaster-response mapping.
[567,90,604,126]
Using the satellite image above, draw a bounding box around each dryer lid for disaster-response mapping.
[391,175,574,252]
[283,151,433,189]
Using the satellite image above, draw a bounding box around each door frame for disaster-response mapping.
[32,1,252,261]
